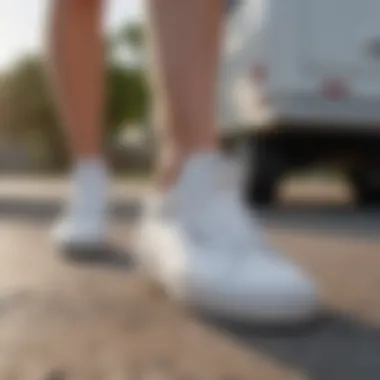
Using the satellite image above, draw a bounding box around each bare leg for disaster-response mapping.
[49,0,108,249]
[147,0,223,188]
[50,0,104,158]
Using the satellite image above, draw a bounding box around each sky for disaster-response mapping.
[0,0,143,69]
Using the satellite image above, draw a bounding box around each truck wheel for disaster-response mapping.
[244,136,286,207]
[350,167,380,206]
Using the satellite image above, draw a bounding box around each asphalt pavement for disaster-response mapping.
[0,178,379,380]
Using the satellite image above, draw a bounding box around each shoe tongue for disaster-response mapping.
[172,151,245,211]
[175,152,223,197]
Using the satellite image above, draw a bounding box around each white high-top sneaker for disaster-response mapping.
[135,153,319,323]
[53,159,109,250]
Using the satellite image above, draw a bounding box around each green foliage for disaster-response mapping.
[6,56,58,130]
[0,55,68,170]
[106,63,150,136]
[113,21,146,53]
[0,21,150,171]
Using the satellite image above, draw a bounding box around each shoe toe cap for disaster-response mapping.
[185,254,319,323]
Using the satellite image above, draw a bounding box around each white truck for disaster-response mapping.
[219,0,380,206]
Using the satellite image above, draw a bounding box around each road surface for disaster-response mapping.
[0,177,379,379]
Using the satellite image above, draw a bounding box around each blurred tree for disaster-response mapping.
[117,21,145,52]
[109,21,146,63]
[106,63,149,138]
[106,20,150,137]
[106,21,151,170]
[0,21,150,171]
[0,55,68,170]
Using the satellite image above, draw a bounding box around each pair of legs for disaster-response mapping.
[49,0,319,323]
[50,0,221,245]
[50,0,219,188]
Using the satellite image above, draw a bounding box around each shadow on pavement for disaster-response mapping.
[205,311,380,380]
[61,243,135,271]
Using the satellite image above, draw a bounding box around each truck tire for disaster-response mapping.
[350,167,380,206]
[244,136,286,207]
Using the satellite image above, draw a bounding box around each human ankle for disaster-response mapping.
[155,148,219,191]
